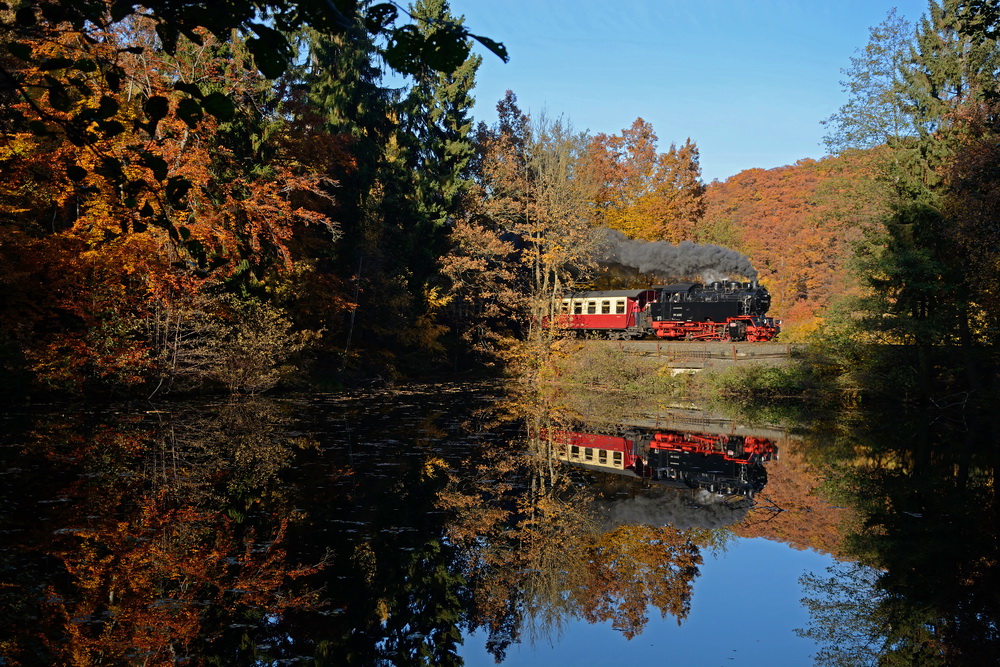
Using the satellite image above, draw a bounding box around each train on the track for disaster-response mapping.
[555,281,780,341]
[552,428,778,498]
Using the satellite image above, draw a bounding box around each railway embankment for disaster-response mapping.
[580,340,801,372]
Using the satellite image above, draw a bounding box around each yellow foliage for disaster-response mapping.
[425,284,452,309]
[421,456,448,480]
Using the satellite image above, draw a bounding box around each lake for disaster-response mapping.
[1,381,995,665]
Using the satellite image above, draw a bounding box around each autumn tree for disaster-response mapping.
[0,14,342,395]
[577,524,700,639]
[0,401,323,665]
[519,112,603,350]
[437,218,523,363]
[701,153,891,339]
[587,118,706,243]
[0,0,508,394]
[0,0,505,192]
[439,392,703,659]
[841,0,1000,400]
[449,91,604,372]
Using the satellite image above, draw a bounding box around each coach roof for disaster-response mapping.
[562,289,658,299]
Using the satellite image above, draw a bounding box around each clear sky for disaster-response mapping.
[457,0,932,183]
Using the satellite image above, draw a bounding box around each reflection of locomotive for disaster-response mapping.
[557,281,780,341]
[551,428,778,498]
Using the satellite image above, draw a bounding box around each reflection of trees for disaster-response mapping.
[440,437,595,656]
[796,410,999,666]
[582,524,700,638]
[0,400,321,665]
[733,438,853,559]
[271,387,483,667]
[439,394,702,661]
[797,562,888,665]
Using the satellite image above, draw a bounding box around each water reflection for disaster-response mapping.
[436,393,789,658]
[0,399,321,665]
[1,383,997,665]
[551,428,777,497]
[794,408,1000,666]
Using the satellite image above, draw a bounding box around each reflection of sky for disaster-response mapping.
[459,536,836,666]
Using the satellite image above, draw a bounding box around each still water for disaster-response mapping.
[1,382,996,665]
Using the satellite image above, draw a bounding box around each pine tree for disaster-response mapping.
[402,0,481,233]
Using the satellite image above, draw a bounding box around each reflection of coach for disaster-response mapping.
[556,282,780,341]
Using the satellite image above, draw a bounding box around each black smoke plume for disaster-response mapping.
[600,229,758,281]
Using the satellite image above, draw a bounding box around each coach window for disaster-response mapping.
[584,448,594,461]
[570,445,580,458]
[560,300,570,313]
[615,299,626,314]
[587,300,597,314]
[601,300,611,314]
[598,450,608,464]
[573,301,583,315]
[613,451,623,466]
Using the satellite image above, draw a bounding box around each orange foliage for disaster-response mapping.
[734,439,854,559]
[1,14,346,392]
[578,524,700,639]
[440,436,701,646]
[587,119,706,242]
[16,405,323,666]
[42,493,318,665]
[702,151,892,338]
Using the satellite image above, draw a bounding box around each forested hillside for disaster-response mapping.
[0,0,499,396]
[700,150,892,340]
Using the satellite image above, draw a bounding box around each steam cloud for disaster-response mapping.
[600,229,758,281]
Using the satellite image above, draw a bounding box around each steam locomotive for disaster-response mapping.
[557,281,780,341]
[552,428,778,498]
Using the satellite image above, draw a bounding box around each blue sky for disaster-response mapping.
[457,0,931,183]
